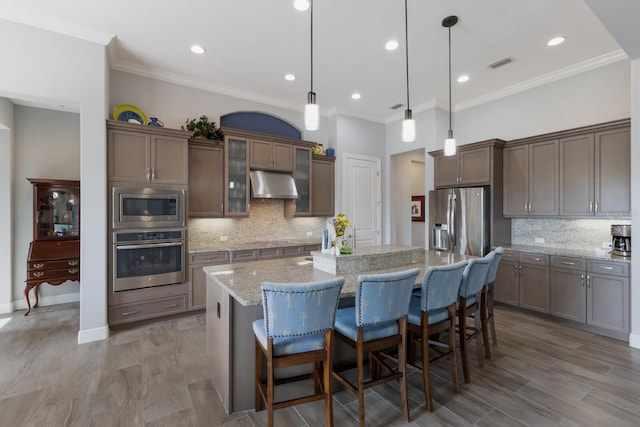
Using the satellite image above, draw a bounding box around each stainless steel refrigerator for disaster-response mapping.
[429,187,490,256]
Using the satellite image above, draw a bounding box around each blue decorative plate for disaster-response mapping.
[113,104,148,125]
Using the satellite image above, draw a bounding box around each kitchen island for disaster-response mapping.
[204,247,472,414]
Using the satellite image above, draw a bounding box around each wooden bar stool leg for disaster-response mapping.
[255,338,263,411]
[481,288,492,359]
[448,306,460,394]
[473,309,484,369]
[458,303,471,384]
[399,317,409,422]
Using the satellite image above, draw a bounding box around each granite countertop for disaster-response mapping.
[203,249,472,306]
[188,238,322,254]
[499,244,631,263]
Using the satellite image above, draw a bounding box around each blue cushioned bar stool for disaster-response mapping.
[407,260,467,412]
[253,277,345,427]
[484,247,504,349]
[457,256,492,383]
[332,268,420,427]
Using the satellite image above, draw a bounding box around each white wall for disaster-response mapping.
[13,106,80,305]
[630,58,640,348]
[0,98,13,313]
[0,20,108,343]
[411,160,425,248]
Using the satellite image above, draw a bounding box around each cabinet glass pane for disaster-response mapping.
[38,190,79,238]
[294,148,310,213]
[227,139,247,213]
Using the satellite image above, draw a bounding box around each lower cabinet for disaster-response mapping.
[497,251,630,339]
[494,250,549,313]
[108,283,189,325]
[189,251,230,311]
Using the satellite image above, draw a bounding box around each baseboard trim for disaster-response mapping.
[0,302,12,314]
[629,333,640,349]
[78,325,109,344]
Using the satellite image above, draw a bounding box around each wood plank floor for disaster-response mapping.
[1,303,639,426]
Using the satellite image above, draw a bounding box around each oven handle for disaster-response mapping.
[116,242,184,250]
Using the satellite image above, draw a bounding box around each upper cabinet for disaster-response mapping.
[285,146,312,217]
[188,140,224,218]
[224,135,250,217]
[107,120,191,185]
[506,119,630,219]
[503,140,559,217]
[434,146,492,187]
[311,156,335,217]
[250,139,293,172]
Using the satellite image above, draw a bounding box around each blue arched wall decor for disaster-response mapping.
[220,112,302,140]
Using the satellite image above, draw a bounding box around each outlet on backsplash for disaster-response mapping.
[534,237,545,244]
[602,241,612,249]
[306,231,313,236]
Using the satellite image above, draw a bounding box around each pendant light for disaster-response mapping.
[401,0,415,142]
[304,0,319,131]
[442,15,458,156]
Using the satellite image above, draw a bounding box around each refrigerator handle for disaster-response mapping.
[449,193,456,252]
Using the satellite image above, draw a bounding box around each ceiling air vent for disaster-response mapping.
[389,103,404,110]
[488,57,513,69]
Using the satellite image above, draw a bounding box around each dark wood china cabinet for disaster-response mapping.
[24,178,80,315]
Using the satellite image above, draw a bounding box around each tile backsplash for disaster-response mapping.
[511,218,631,250]
[188,198,328,246]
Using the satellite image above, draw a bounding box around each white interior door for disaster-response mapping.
[343,154,381,247]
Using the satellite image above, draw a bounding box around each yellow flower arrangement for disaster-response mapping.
[332,213,350,237]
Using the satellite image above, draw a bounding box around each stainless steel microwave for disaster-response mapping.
[113,187,185,228]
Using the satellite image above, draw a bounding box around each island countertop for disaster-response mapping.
[203,249,472,306]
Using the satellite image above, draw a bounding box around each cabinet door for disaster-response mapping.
[595,128,630,216]
[587,273,629,334]
[272,142,293,172]
[528,140,558,216]
[434,155,459,188]
[519,264,550,313]
[285,147,312,217]
[188,143,224,217]
[559,134,594,216]
[494,260,519,305]
[249,140,273,170]
[550,268,586,322]
[311,157,335,216]
[225,137,250,216]
[189,263,207,310]
[108,129,151,182]
[152,135,188,184]
[459,147,491,185]
[503,145,528,216]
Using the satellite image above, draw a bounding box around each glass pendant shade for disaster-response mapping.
[444,135,456,156]
[304,92,319,131]
[402,109,415,142]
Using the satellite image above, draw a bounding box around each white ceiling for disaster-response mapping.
[1,0,637,122]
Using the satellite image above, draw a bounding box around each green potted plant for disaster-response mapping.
[182,115,224,141]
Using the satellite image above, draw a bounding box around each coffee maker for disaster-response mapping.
[611,224,631,257]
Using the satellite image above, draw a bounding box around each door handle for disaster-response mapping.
[586,275,591,288]
[581,274,585,287]
[561,261,575,266]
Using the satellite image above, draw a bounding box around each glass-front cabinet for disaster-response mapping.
[29,178,80,240]
[285,147,312,216]
[224,136,250,216]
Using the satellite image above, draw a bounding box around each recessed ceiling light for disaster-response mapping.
[385,40,399,51]
[190,44,205,55]
[284,74,296,81]
[457,74,469,83]
[351,93,361,100]
[293,0,310,11]
[547,36,565,47]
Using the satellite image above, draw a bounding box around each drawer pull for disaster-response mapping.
[561,261,576,266]
[122,310,140,316]
[533,257,541,261]
[33,271,44,278]
[33,263,45,269]
[68,268,79,274]
[163,304,178,309]
[601,266,614,270]
[68,260,79,266]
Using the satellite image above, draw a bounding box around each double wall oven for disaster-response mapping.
[112,187,186,292]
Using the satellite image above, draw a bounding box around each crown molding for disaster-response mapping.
[110,59,305,114]
[325,106,386,124]
[455,49,628,112]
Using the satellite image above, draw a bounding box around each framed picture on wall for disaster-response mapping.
[411,195,425,222]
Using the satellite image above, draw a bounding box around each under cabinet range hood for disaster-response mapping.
[249,170,299,199]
